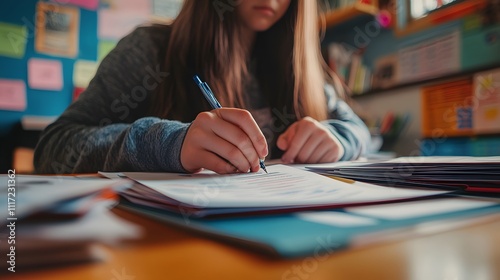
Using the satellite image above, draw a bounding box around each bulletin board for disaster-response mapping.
[0,0,182,136]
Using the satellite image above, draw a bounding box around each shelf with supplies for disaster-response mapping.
[352,63,500,98]
[322,0,500,98]
[321,1,379,29]
[319,1,391,96]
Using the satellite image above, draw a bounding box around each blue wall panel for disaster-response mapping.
[0,0,99,136]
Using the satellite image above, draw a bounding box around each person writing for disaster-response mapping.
[34,0,371,174]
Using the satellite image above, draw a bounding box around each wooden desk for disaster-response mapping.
[9,207,500,280]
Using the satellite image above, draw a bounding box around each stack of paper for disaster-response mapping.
[110,163,500,258]
[0,175,139,222]
[306,157,500,193]
[118,165,448,218]
[0,175,140,270]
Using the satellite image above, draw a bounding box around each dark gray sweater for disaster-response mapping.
[34,26,371,174]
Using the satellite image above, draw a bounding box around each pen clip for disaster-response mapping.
[202,82,222,109]
[193,75,222,109]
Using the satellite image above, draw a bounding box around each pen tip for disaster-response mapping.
[259,159,268,174]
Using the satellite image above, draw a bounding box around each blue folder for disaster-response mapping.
[118,196,500,258]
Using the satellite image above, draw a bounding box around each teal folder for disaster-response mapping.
[118,197,500,258]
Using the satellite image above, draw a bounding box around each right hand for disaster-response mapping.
[180,108,268,174]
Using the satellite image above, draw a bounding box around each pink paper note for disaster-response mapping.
[28,58,64,91]
[62,0,99,11]
[98,9,149,40]
[0,80,27,111]
[111,0,152,15]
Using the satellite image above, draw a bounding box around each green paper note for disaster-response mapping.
[0,22,28,59]
[98,40,117,61]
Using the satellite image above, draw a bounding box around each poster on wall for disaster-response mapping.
[473,68,500,134]
[0,22,28,59]
[0,79,27,112]
[35,2,79,58]
[28,58,64,91]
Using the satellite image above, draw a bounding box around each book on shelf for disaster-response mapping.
[325,43,372,95]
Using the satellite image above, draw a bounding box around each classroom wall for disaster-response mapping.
[355,85,421,156]
[0,0,97,136]
[2,1,499,156]
[0,0,180,136]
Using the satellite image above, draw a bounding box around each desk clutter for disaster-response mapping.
[112,161,500,257]
[307,156,500,193]
[0,175,141,271]
[2,158,500,271]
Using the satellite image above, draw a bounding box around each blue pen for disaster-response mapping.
[193,75,268,174]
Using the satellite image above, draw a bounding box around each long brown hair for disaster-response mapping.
[152,0,338,122]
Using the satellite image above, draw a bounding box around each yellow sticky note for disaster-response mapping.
[73,60,99,88]
[0,22,28,59]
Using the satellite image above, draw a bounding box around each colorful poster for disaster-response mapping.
[109,0,152,15]
[98,0,153,40]
[0,80,27,111]
[35,2,80,58]
[474,68,500,133]
[98,9,149,40]
[0,22,28,59]
[28,58,64,91]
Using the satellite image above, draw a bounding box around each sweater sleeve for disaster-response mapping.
[34,26,190,174]
[320,84,371,161]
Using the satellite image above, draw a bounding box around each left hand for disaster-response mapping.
[276,117,344,164]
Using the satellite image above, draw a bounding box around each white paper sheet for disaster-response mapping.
[346,198,498,220]
[124,165,447,208]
